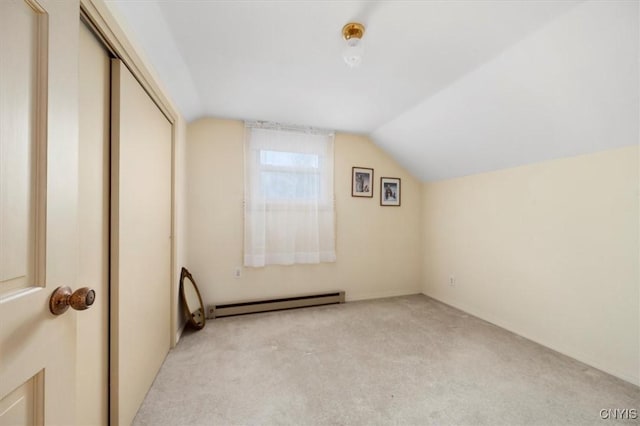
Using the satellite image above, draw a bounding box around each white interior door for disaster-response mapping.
[110,59,173,426]
[77,20,111,426]
[0,0,80,424]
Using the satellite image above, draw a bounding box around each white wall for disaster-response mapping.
[422,146,639,385]
[372,0,638,181]
[186,118,422,304]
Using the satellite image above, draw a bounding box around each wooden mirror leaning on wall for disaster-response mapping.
[180,267,206,330]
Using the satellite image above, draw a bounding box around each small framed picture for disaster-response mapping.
[352,167,374,198]
[380,177,401,206]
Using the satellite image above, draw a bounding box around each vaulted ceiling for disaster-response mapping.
[105,0,638,181]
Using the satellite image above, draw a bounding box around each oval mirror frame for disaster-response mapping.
[180,267,206,330]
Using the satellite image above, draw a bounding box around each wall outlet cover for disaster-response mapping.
[206,305,216,319]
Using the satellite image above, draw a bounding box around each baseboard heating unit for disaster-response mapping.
[207,291,345,319]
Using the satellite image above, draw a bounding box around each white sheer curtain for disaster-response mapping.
[244,122,336,267]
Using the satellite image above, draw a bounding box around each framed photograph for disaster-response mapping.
[380,177,401,206]
[352,167,374,197]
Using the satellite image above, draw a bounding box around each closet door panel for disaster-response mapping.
[110,59,172,426]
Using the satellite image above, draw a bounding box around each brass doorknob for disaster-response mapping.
[49,286,96,315]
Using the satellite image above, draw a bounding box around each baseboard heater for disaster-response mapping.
[207,291,345,319]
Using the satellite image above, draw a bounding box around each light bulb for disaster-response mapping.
[343,37,364,68]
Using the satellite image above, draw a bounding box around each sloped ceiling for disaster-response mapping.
[105,0,638,181]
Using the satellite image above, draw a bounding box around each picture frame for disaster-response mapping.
[352,167,374,197]
[380,177,401,206]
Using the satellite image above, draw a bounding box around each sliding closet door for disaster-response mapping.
[110,59,172,426]
[78,21,110,426]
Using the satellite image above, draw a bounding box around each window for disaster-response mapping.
[244,123,336,267]
[259,150,321,201]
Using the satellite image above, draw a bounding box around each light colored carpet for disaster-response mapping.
[133,295,639,425]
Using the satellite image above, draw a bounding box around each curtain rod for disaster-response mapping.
[245,120,334,136]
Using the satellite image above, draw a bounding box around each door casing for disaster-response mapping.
[77,19,112,425]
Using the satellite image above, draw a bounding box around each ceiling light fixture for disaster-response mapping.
[342,22,365,68]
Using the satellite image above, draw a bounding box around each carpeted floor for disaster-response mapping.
[133,295,639,425]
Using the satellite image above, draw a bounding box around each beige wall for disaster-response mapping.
[186,118,422,304]
[422,146,639,385]
[173,115,189,339]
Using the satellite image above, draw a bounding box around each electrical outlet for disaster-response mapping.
[234,267,242,278]
[207,305,216,319]
[449,275,456,287]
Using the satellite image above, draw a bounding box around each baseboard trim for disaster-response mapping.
[346,288,422,302]
[175,320,187,344]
